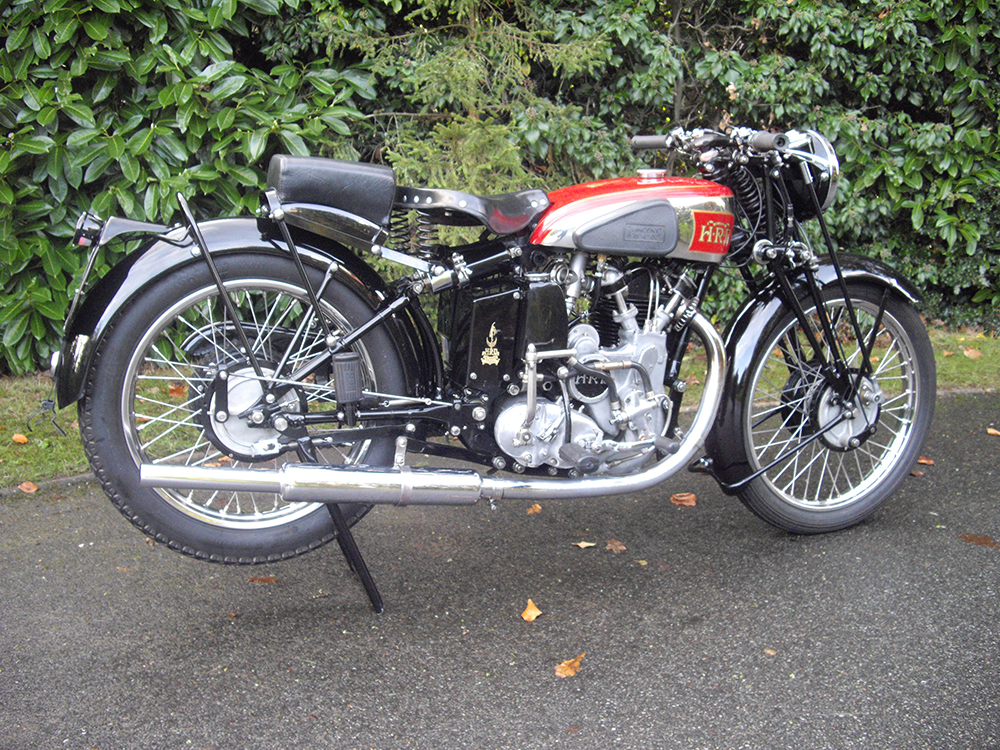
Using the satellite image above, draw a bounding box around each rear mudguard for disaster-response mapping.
[703,252,921,492]
[55,216,439,409]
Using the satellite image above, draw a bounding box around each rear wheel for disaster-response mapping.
[80,254,406,563]
[733,282,934,533]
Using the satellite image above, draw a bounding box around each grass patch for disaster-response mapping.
[1,326,995,490]
[1,374,88,490]
[928,327,1000,390]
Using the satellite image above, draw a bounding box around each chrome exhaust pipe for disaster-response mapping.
[141,312,725,506]
[140,463,487,506]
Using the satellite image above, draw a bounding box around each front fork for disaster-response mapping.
[765,246,887,404]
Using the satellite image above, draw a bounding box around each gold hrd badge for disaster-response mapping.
[480,322,501,366]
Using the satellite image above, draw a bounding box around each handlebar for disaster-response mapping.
[747,130,789,152]
[630,134,672,151]
[630,128,790,153]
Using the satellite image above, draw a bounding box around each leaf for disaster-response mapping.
[958,534,999,550]
[670,492,697,507]
[12,433,29,444]
[987,428,1000,437]
[527,503,542,515]
[18,481,39,493]
[910,470,925,477]
[168,382,186,398]
[247,576,277,584]
[962,346,983,360]
[572,541,597,548]
[521,599,542,622]
[942,350,954,357]
[764,648,777,656]
[606,538,626,553]
[555,652,585,678]
[917,456,934,465]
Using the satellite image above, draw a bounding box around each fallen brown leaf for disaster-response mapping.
[18,481,38,493]
[555,652,585,678]
[247,576,277,584]
[527,503,542,515]
[917,456,934,466]
[764,648,777,656]
[670,492,697,507]
[910,470,924,477]
[942,350,954,357]
[606,538,626,553]
[958,533,1000,549]
[988,428,1000,437]
[12,433,28,444]
[521,599,542,622]
[168,382,186,398]
[962,346,983,360]
[572,541,597,548]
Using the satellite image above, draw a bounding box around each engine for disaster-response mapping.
[490,265,674,476]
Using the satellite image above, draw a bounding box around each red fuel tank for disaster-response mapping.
[529,173,735,263]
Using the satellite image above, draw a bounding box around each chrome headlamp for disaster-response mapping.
[784,130,841,219]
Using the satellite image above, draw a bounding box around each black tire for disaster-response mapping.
[80,254,406,563]
[732,282,935,533]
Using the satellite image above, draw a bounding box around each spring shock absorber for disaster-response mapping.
[389,209,412,253]
[388,208,440,259]
[727,164,764,252]
[414,210,439,258]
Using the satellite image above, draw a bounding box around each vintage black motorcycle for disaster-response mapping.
[53,126,935,609]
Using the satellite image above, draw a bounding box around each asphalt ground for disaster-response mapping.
[2,392,998,750]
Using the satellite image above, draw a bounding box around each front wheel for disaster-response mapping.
[732,282,935,533]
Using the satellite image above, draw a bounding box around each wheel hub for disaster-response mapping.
[815,376,882,452]
[200,363,306,461]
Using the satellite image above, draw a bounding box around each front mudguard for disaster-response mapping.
[703,252,922,493]
[55,217,438,409]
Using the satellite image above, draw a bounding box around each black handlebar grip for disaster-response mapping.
[630,135,671,150]
[749,131,790,152]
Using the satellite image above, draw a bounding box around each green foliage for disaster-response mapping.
[709,0,1000,328]
[0,0,373,374]
[313,0,641,187]
[3,0,1000,376]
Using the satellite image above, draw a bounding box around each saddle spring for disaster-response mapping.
[389,208,440,259]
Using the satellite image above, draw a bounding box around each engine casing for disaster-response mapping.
[493,322,670,476]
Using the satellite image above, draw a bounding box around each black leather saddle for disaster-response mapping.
[267,155,397,227]
[395,186,550,236]
[266,155,549,236]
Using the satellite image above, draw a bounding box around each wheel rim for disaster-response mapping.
[120,278,377,529]
[746,298,919,511]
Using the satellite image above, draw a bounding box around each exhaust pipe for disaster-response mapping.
[141,312,725,506]
[140,463,487,506]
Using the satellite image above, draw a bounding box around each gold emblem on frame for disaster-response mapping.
[480,322,501,366]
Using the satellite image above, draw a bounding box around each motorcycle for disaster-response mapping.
[52,126,935,610]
